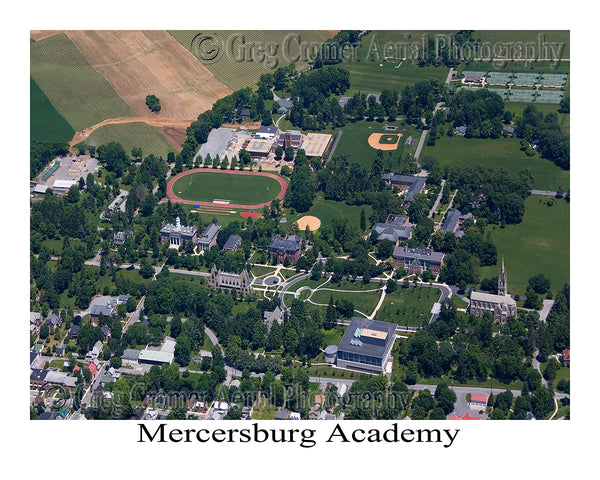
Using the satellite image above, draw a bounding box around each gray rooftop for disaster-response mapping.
[198,223,221,245]
[223,235,242,251]
[337,317,397,360]
[270,234,301,254]
[393,246,445,264]
[91,303,114,317]
[372,223,412,243]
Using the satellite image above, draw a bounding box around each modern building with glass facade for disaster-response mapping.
[336,317,397,373]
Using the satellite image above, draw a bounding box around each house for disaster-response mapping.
[276,98,293,114]
[101,325,111,342]
[86,340,103,360]
[469,394,488,409]
[69,324,81,340]
[372,215,412,244]
[113,230,133,246]
[454,125,467,136]
[269,234,302,264]
[441,209,473,239]
[381,173,426,203]
[336,317,397,373]
[197,223,221,252]
[562,349,570,367]
[90,301,114,326]
[222,234,242,252]
[160,217,197,247]
[30,312,41,326]
[45,312,62,330]
[263,306,284,333]
[392,246,445,276]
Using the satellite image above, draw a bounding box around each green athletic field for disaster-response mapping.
[170,171,283,205]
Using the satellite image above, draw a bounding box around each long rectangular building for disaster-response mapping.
[393,246,445,275]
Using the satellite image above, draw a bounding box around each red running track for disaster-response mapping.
[165,168,288,210]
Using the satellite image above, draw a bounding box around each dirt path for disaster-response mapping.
[69,116,194,148]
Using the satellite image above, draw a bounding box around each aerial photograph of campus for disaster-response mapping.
[29,28,571,423]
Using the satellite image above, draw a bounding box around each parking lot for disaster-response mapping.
[36,154,99,188]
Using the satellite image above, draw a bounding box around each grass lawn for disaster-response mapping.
[421,135,570,191]
[76,122,176,159]
[30,76,74,143]
[283,196,373,236]
[375,285,440,327]
[480,196,569,296]
[30,33,136,131]
[310,282,383,317]
[171,170,283,205]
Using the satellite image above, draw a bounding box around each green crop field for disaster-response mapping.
[30,76,74,143]
[375,285,440,327]
[338,30,451,94]
[421,135,570,191]
[171,171,283,205]
[480,195,569,296]
[168,30,334,91]
[30,33,136,131]
[75,122,175,159]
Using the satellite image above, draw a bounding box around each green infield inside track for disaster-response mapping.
[171,171,283,205]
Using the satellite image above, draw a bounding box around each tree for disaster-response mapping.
[528,274,551,295]
[283,328,299,355]
[109,356,122,369]
[145,94,161,112]
[376,239,395,260]
[39,323,49,340]
[139,259,155,279]
[324,296,338,330]
[174,334,192,367]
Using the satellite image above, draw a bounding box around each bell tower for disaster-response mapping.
[498,257,508,297]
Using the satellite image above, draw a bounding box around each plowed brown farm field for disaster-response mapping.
[62,30,232,120]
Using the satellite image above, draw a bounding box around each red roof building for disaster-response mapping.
[450,413,481,420]
[87,362,98,376]
[470,394,488,406]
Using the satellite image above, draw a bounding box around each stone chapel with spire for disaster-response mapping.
[469,257,517,323]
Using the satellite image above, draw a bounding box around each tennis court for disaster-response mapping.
[486,72,514,85]
[507,89,536,102]
[540,73,568,87]
[536,90,564,103]
[513,72,540,86]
